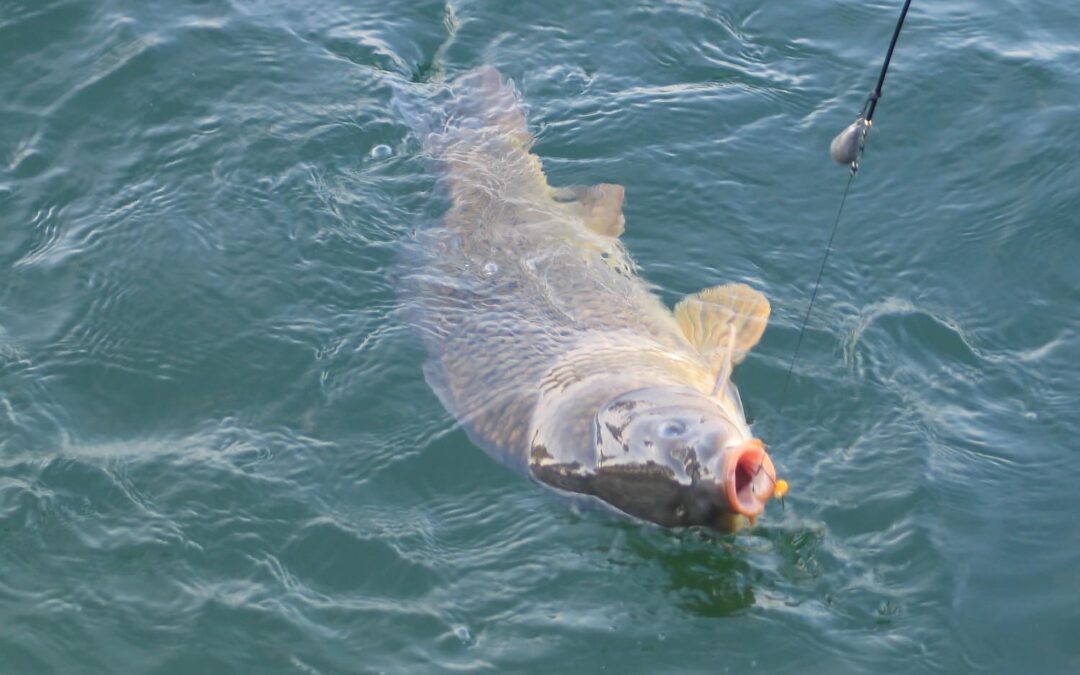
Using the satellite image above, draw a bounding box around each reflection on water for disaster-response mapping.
[628,528,759,617]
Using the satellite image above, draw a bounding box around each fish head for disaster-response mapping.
[583,386,776,530]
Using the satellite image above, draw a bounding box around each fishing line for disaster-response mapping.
[754,0,913,504]
[778,172,855,408]
[779,0,913,412]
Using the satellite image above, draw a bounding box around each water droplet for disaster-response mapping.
[370,144,392,160]
[453,625,473,645]
[482,261,499,277]
[877,600,898,616]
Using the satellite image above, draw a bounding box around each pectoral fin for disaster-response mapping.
[553,183,626,237]
[674,283,770,378]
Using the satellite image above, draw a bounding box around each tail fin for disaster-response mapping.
[395,67,547,199]
[439,66,533,152]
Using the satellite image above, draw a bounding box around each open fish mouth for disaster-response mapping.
[720,438,776,517]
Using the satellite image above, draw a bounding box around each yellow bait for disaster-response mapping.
[773,479,789,500]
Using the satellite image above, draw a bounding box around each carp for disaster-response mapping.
[399,67,781,530]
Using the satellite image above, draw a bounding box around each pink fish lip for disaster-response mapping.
[720,438,776,517]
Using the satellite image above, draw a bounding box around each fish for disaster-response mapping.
[398,67,780,531]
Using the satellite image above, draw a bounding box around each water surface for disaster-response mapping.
[2,0,1079,672]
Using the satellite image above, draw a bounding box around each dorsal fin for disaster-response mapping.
[674,283,770,377]
[552,183,626,237]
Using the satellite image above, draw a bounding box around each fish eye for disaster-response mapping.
[657,420,687,438]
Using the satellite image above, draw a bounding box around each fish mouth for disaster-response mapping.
[719,438,776,517]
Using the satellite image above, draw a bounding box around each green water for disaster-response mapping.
[2,0,1078,672]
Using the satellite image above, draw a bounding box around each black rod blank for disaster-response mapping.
[865,0,913,124]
